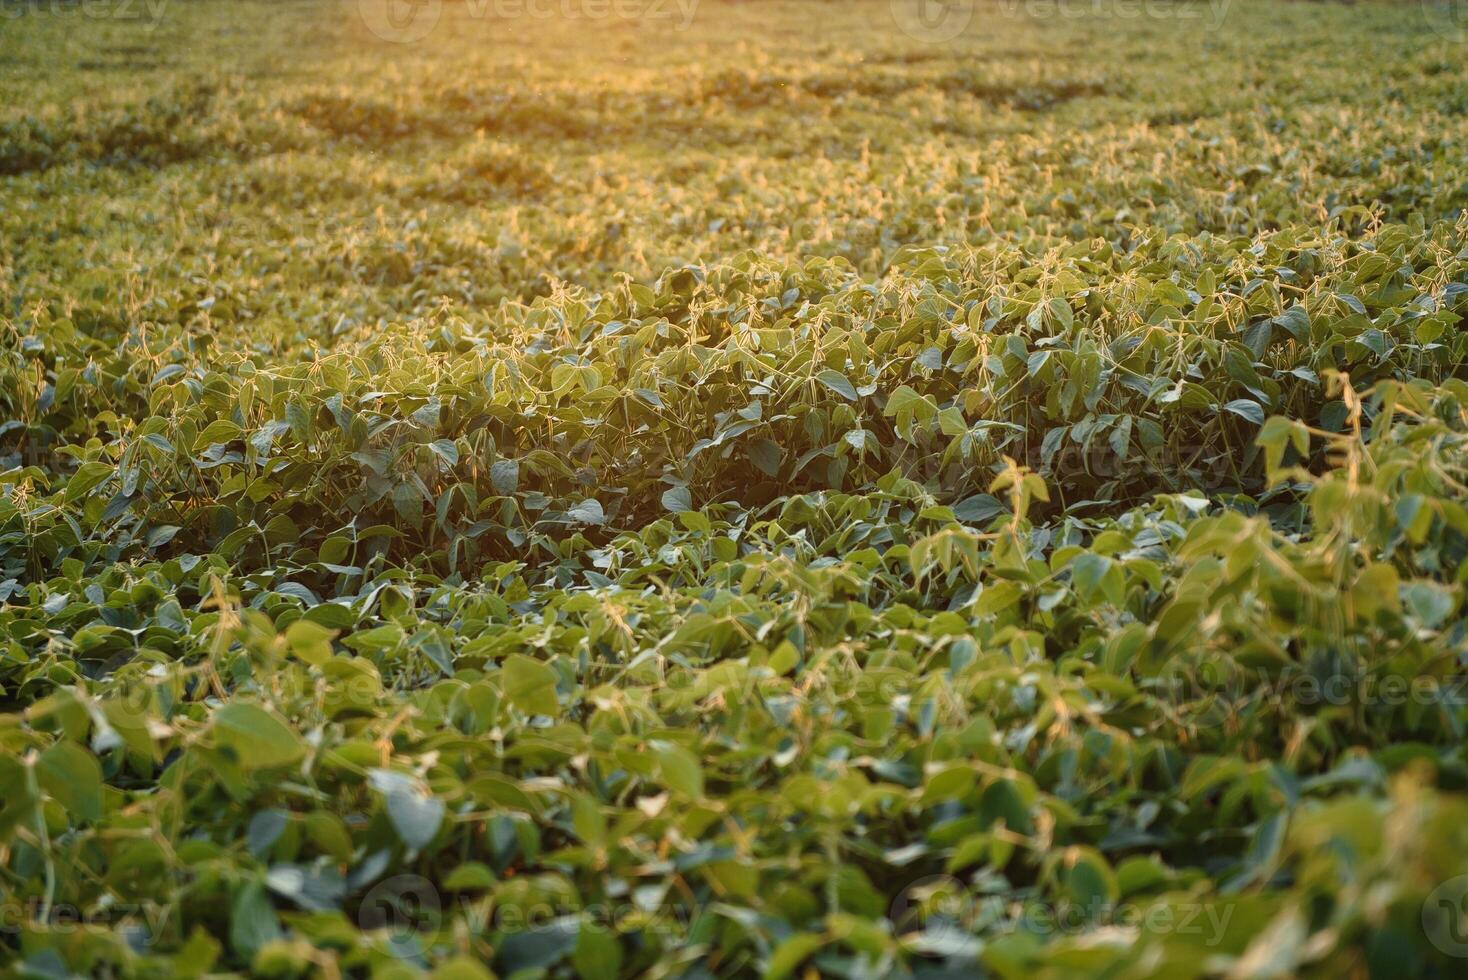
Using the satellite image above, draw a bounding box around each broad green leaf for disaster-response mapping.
[1224,398,1267,425]
[661,485,692,512]
[212,704,304,770]
[568,498,605,525]
[654,741,704,798]
[764,934,823,980]
[503,655,560,716]
[490,458,520,495]
[37,741,103,823]
[815,369,858,401]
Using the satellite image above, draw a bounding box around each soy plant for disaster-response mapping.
[2,0,1468,977]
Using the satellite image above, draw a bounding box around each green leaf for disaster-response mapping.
[572,793,607,846]
[428,439,459,467]
[247,809,289,857]
[145,524,181,549]
[432,957,496,980]
[286,619,336,666]
[229,880,282,958]
[1223,398,1266,425]
[368,769,445,850]
[37,741,103,823]
[387,791,444,851]
[764,933,823,980]
[661,485,692,512]
[1066,847,1119,908]
[490,458,520,495]
[573,922,624,980]
[568,498,605,525]
[212,703,304,770]
[815,369,858,401]
[749,438,782,477]
[1047,296,1074,329]
[1069,552,1112,601]
[654,741,704,798]
[496,919,579,974]
[1402,581,1455,629]
[193,419,243,450]
[265,863,347,911]
[953,493,1004,524]
[503,655,560,716]
[64,461,114,502]
[393,480,423,521]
